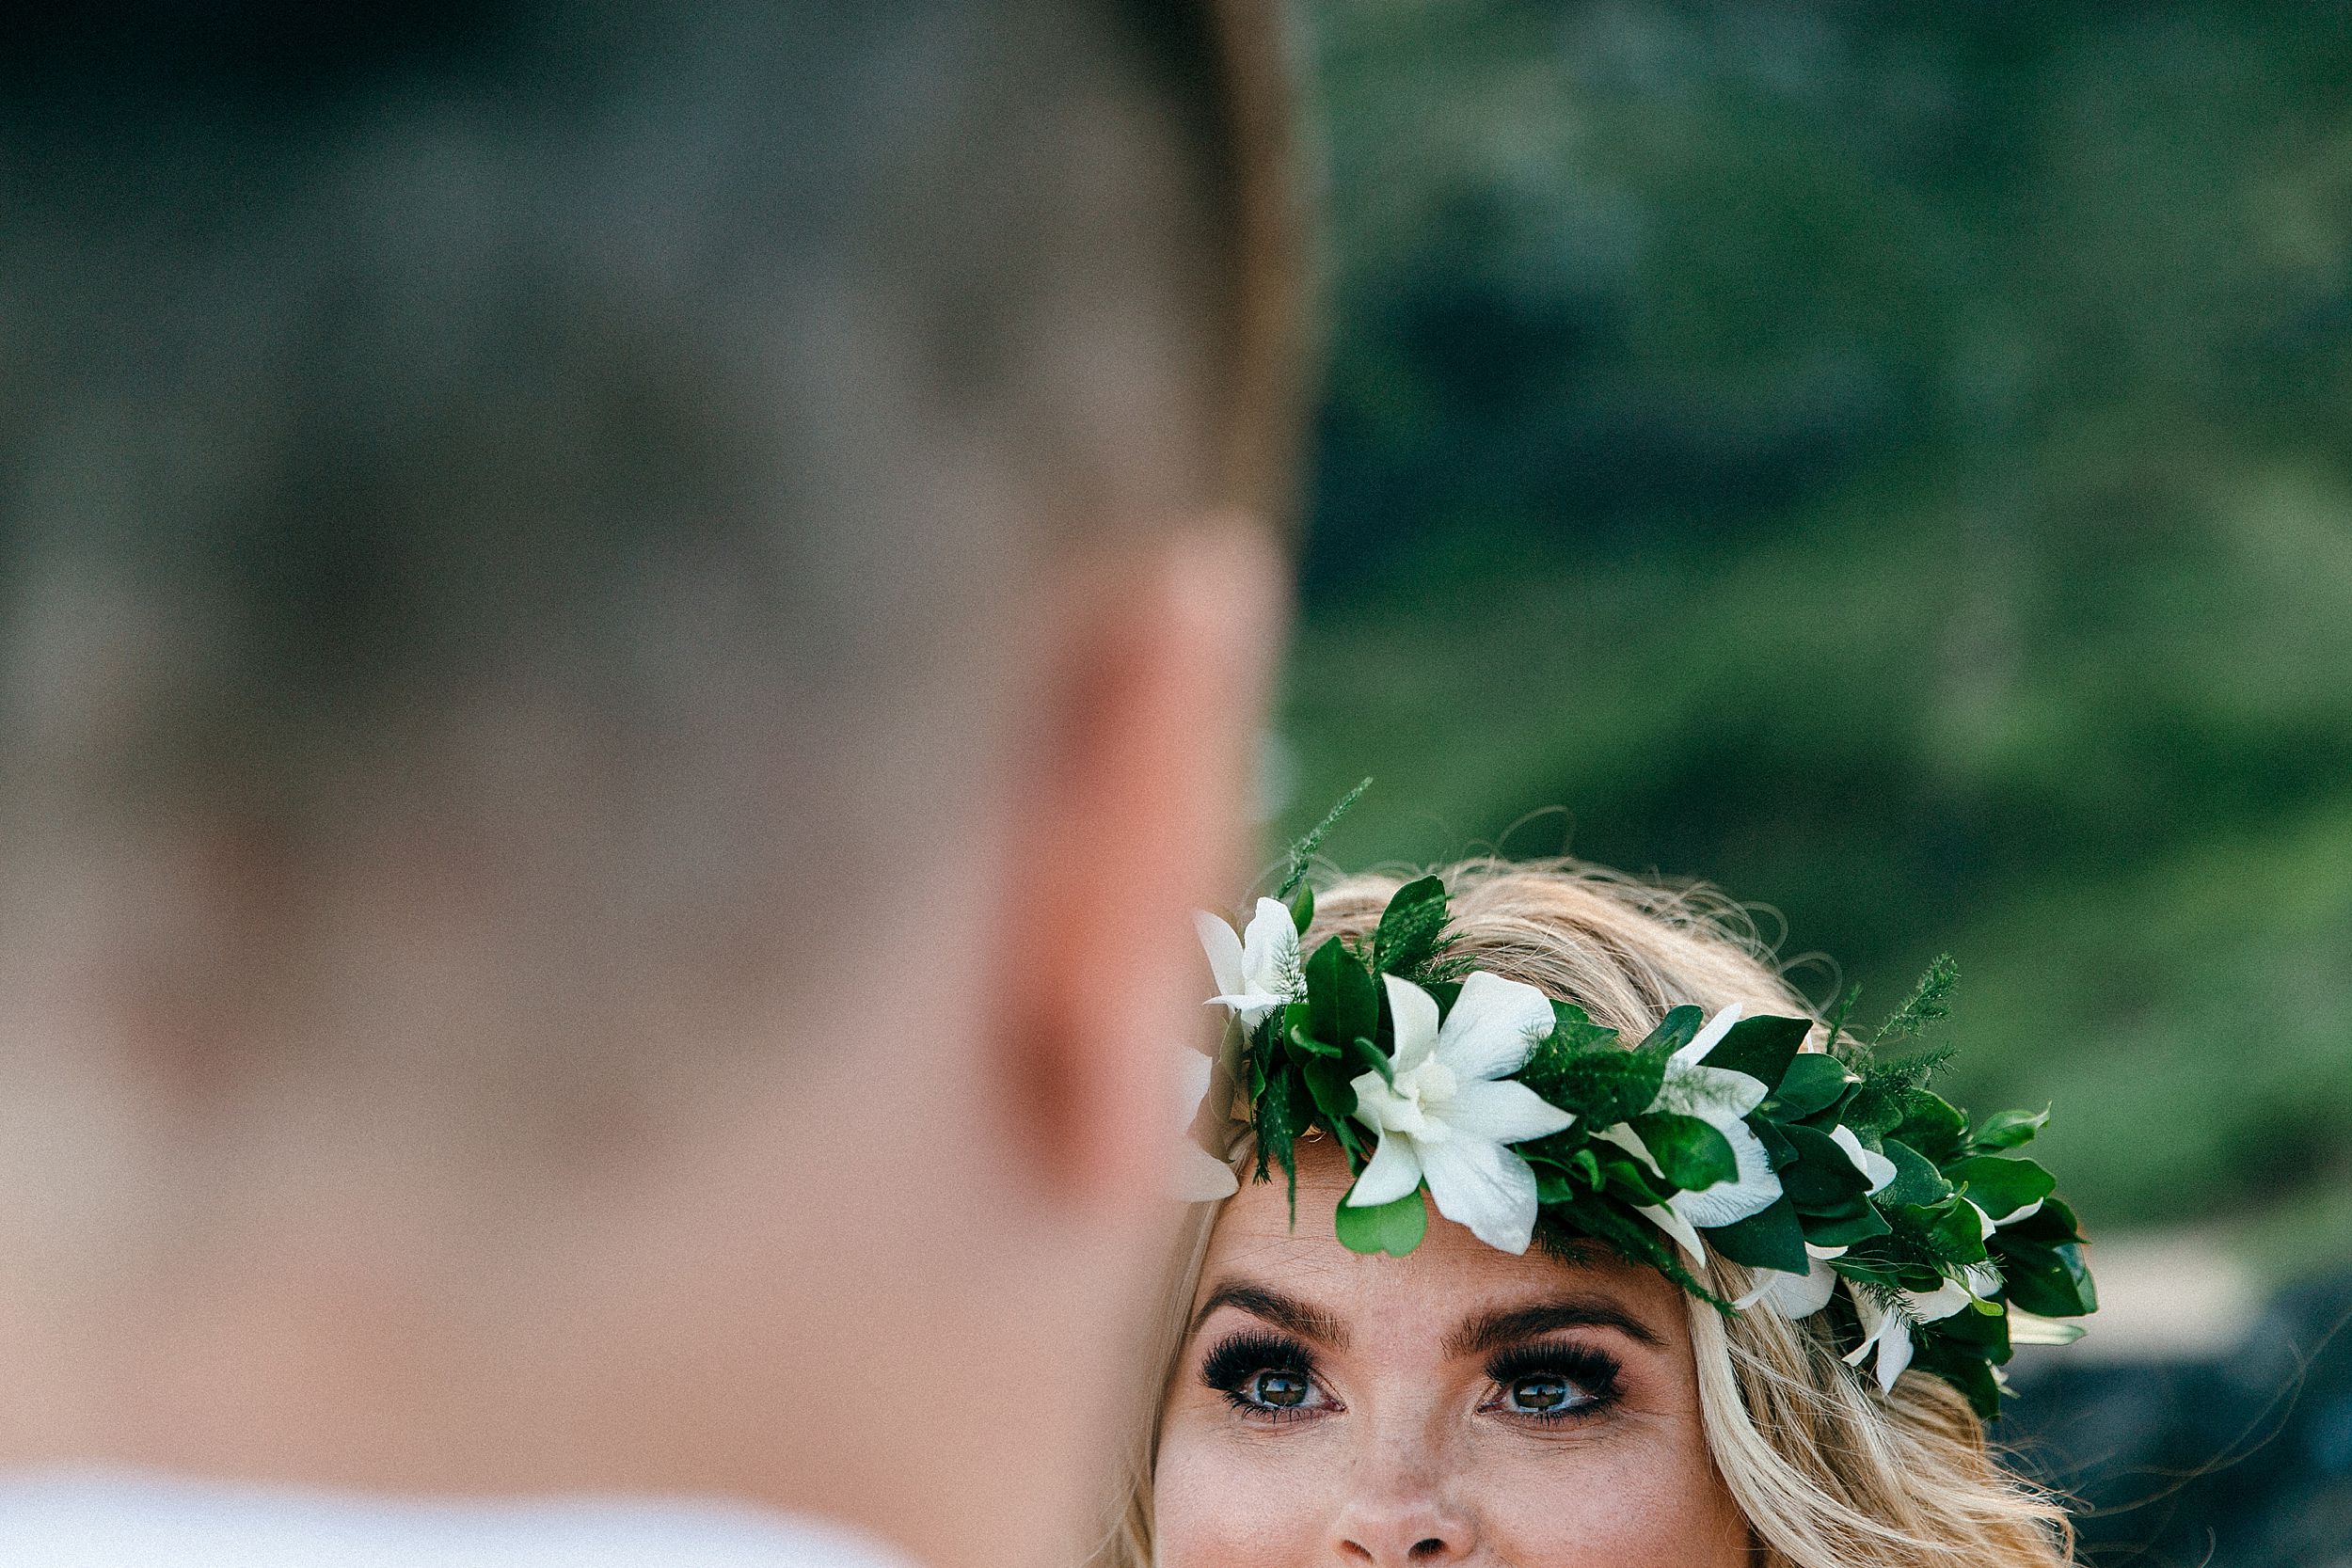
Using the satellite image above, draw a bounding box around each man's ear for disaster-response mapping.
[992,521,1286,1207]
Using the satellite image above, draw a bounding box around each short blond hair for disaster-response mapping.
[1094,859,2074,1568]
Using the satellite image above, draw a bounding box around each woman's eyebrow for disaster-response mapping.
[1446,1297,1664,1358]
[1190,1281,1350,1348]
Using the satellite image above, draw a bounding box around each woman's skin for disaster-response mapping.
[1155,1137,1751,1567]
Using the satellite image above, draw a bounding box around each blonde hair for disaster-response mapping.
[1093,859,2074,1568]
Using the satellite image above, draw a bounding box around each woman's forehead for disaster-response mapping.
[1198,1141,1685,1338]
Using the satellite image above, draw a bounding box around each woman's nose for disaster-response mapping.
[1329,1465,1475,1564]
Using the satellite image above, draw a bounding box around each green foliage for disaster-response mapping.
[1878,1139,1953,1209]
[1274,778,1369,902]
[1301,938,1380,1063]
[1700,1014,1810,1089]
[1629,1113,1737,1191]
[1703,1198,1810,1275]
[1776,1124,1873,1209]
[1875,957,1961,1048]
[1334,1187,1429,1257]
[1252,1057,1307,1218]
[1766,1053,1855,1119]
[1372,875,1459,981]
[1972,1108,2049,1152]
[1949,1154,2057,1222]
[1518,1028,1661,1127]
[1891,1092,1970,1165]
[1247,862,2094,1418]
[1637,1005,1707,1055]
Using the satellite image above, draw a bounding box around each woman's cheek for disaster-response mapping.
[1469,1445,1745,1568]
[1154,1439,1327,1568]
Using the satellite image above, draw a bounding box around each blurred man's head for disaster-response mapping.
[0,4,1302,1564]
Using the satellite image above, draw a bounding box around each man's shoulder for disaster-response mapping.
[0,1472,912,1568]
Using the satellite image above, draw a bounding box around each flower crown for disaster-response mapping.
[1183,845,2095,1420]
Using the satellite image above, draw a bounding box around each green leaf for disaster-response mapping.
[1839,1080,1906,1138]
[1629,1112,1737,1193]
[1973,1107,2049,1151]
[1911,1338,2001,1421]
[1518,1037,1662,1129]
[2057,1242,2098,1314]
[1275,779,1370,901]
[1371,875,1454,978]
[1948,1155,2056,1225]
[1874,954,1959,1046]
[1252,1066,1307,1217]
[1548,1000,1621,1052]
[1802,1204,1892,1246]
[1594,1153,1675,1208]
[1528,1138,1606,1202]
[1902,1199,1990,1265]
[1284,1022,1342,1061]
[1700,1014,1809,1092]
[1763,1053,1854,1120]
[1340,1031,1391,1087]
[1878,1138,1951,1208]
[1891,1091,1968,1164]
[1776,1123,1873,1210]
[1636,1004,1706,1055]
[2001,1196,2084,1246]
[1300,1055,1363,1152]
[1287,882,1314,940]
[1700,1197,1809,1275]
[1303,937,1380,1060]
[1996,1239,2095,1318]
[1334,1185,1428,1256]
[1927,1293,2012,1354]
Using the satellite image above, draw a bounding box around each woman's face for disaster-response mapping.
[1153,1139,1750,1567]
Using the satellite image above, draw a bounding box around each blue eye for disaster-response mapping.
[1484,1343,1622,1422]
[1201,1331,1329,1421]
[1502,1373,1587,1414]
[1246,1369,1311,1409]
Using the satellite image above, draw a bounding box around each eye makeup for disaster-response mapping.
[1479,1338,1624,1423]
[1200,1330,1331,1423]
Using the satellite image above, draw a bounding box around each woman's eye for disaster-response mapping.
[1483,1345,1619,1421]
[1503,1373,1583,1414]
[1200,1332,1329,1421]
[1246,1370,1311,1409]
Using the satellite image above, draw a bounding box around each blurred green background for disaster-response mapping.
[1275,0,2352,1274]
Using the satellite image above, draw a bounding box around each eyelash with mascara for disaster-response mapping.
[1482,1339,1624,1422]
[1200,1330,1626,1426]
[1200,1330,1325,1421]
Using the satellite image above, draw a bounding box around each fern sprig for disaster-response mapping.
[1274,777,1371,901]
[1875,954,1959,1047]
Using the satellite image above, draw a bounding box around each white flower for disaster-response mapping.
[1615,1004,1785,1261]
[1844,1278,1976,1393]
[1975,1189,2047,1227]
[1345,972,1576,1255]
[1736,1243,1848,1319]
[1195,897,1305,1027]
[2006,1308,2087,1347]
[1171,1047,1239,1202]
[1830,1124,1897,1194]
[1947,1204,2008,1298]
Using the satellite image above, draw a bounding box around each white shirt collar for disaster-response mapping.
[0,1471,914,1568]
